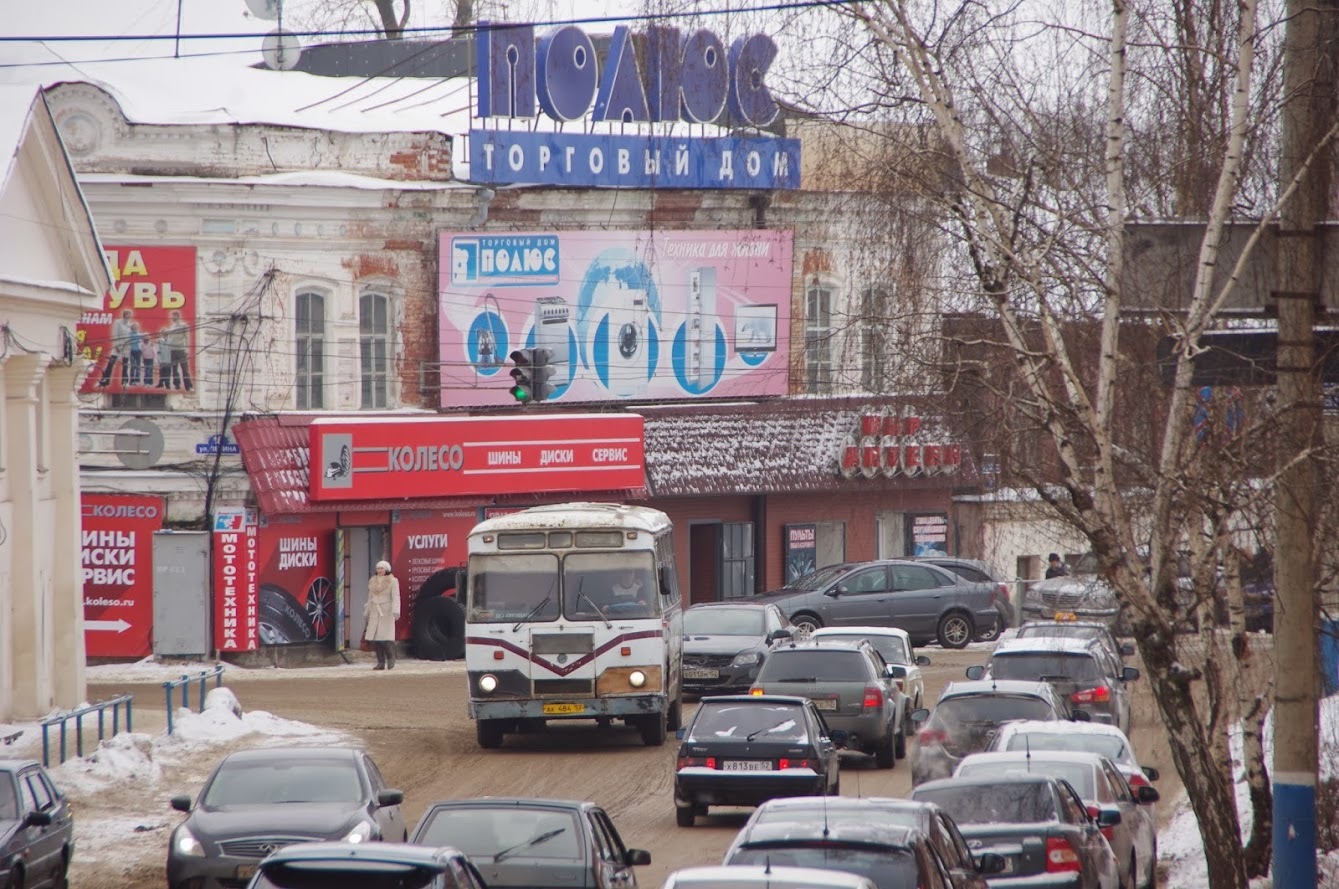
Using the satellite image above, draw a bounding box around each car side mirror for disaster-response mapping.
[1143,766,1161,782]
[1071,709,1092,722]
[826,585,846,598]
[1122,666,1141,682]
[170,795,193,813]
[915,655,931,666]
[377,789,405,807]
[1121,643,1136,657]
[965,665,986,680]
[1137,785,1161,804]
[910,708,930,724]
[830,729,850,747]
[1092,806,1122,827]
[626,849,652,866]
[23,810,52,828]
[886,664,907,680]
[675,728,686,740]
[768,629,793,643]
[973,851,1007,875]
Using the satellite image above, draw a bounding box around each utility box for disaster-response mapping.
[153,531,211,656]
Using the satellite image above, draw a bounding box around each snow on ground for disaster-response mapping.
[82,652,467,685]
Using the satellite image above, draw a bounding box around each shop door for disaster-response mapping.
[347,526,389,645]
[876,512,906,559]
[721,522,754,600]
[689,523,720,605]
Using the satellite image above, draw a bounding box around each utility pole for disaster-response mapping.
[1272,1,1333,884]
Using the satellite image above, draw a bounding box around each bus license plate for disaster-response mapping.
[542,702,585,715]
[813,699,838,711]
[723,760,773,771]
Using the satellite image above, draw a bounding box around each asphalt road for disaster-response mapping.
[83,639,1183,888]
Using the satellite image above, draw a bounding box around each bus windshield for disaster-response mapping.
[467,553,559,623]
[564,551,658,620]
[467,551,657,623]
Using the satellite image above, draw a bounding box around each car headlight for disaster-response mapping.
[342,820,375,844]
[730,651,761,667]
[479,674,498,693]
[173,826,205,857]
[629,670,647,688]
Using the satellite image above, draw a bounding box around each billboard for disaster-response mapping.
[213,508,259,652]
[82,495,163,658]
[391,508,477,638]
[438,230,792,406]
[255,513,337,646]
[78,246,197,395]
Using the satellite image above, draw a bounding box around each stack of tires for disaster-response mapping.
[410,568,467,661]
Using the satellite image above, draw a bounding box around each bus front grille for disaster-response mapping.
[533,678,595,696]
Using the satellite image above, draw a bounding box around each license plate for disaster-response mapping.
[1054,611,1078,621]
[813,699,838,711]
[236,864,258,880]
[542,702,585,715]
[684,668,719,679]
[722,760,774,771]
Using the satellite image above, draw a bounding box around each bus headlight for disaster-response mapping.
[479,674,498,693]
[628,670,647,688]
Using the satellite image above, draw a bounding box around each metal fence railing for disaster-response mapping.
[40,695,135,766]
[163,665,226,735]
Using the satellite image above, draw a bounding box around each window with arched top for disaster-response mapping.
[804,280,834,393]
[359,292,391,409]
[295,291,325,409]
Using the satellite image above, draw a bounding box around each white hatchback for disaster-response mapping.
[809,626,930,710]
[662,865,877,889]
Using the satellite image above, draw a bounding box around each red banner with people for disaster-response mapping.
[82,494,163,658]
[78,246,197,395]
[391,508,476,638]
[255,513,337,645]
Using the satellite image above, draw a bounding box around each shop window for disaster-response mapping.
[815,522,846,569]
[360,292,391,409]
[861,287,889,392]
[805,282,833,394]
[295,291,325,410]
[721,522,754,599]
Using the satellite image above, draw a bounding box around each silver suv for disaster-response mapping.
[750,640,908,768]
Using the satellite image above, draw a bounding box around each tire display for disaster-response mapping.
[411,594,466,660]
[258,584,318,645]
[418,567,464,600]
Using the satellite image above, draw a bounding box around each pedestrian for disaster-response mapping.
[364,560,401,670]
[1045,553,1068,579]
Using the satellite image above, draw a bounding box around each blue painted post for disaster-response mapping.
[126,697,133,733]
[164,682,175,736]
[75,713,83,758]
[41,724,49,767]
[181,675,190,710]
[97,707,106,743]
[59,720,67,764]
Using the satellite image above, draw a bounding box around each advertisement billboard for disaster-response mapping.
[78,246,197,395]
[82,494,163,658]
[438,230,792,406]
[391,508,477,638]
[213,508,259,652]
[255,513,337,646]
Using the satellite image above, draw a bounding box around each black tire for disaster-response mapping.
[418,567,464,600]
[895,723,907,759]
[790,613,823,639]
[476,719,505,749]
[973,619,1002,643]
[875,730,896,769]
[6,865,22,889]
[258,584,318,645]
[640,710,668,747]
[411,594,466,661]
[936,611,973,649]
[667,687,683,732]
[675,804,695,827]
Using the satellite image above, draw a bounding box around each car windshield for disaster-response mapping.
[413,807,582,861]
[203,760,363,806]
[0,776,16,820]
[989,653,1101,682]
[927,696,1057,741]
[1003,732,1130,763]
[815,633,908,665]
[685,607,764,636]
[688,703,809,743]
[783,565,850,593]
[729,844,920,888]
[913,783,1057,824]
[957,760,1096,799]
[255,861,442,889]
[756,650,869,682]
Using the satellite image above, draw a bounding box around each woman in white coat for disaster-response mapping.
[364,560,401,670]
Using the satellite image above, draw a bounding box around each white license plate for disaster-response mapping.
[684,668,719,679]
[722,760,774,771]
[813,699,838,711]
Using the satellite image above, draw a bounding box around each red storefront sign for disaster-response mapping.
[256,514,337,645]
[213,508,259,652]
[309,414,645,501]
[82,494,163,658]
[391,508,477,638]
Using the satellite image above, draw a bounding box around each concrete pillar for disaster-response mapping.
[47,364,85,710]
[6,354,49,718]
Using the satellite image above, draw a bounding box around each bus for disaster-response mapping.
[463,503,684,749]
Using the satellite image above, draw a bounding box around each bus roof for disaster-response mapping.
[470,503,672,536]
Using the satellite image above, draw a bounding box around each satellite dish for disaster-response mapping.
[262,29,301,71]
[245,0,281,21]
[115,419,165,470]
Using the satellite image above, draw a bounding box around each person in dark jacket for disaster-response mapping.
[1045,553,1069,578]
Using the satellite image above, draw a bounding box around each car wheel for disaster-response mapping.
[895,723,907,759]
[676,804,695,827]
[667,685,684,732]
[476,718,505,749]
[54,850,70,889]
[790,614,823,640]
[5,866,22,889]
[640,710,668,747]
[1128,855,1137,889]
[875,730,896,769]
[973,619,1002,643]
[936,611,973,649]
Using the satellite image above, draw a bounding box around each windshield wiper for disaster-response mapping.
[513,581,556,632]
[575,577,611,629]
[493,827,566,863]
[746,720,794,741]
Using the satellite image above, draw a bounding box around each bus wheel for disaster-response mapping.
[667,690,683,731]
[476,719,505,749]
[639,711,668,747]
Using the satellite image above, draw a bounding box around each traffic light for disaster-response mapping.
[508,347,554,403]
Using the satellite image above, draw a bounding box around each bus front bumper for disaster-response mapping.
[470,694,667,721]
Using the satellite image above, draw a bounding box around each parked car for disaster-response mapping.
[167,746,406,889]
[723,816,963,888]
[672,695,841,826]
[989,720,1162,794]
[954,751,1158,889]
[1019,570,1122,630]
[755,561,998,649]
[682,601,796,696]
[738,796,1002,888]
[410,797,650,889]
[810,625,930,712]
[911,774,1122,888]
[909,679,1085,786]
[246,841,486,889]
[1014,620,1135,662]
[0,759,74,889]
[750,639,908,767]
[966,636,1141,734]
[915,557,1012,642]
[662,865,878,889]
